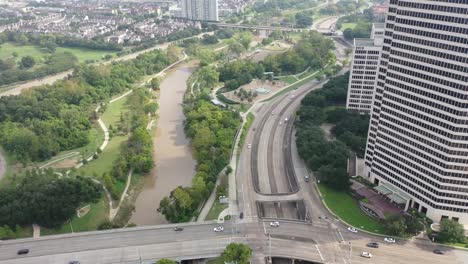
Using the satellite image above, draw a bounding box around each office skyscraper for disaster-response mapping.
[182,0,218,21]
[346,23,385,113]
[363,0,468,226]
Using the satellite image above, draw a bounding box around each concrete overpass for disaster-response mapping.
[212,23,307,33]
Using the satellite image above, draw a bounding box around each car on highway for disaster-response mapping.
[270,221,280,227]
[173,227,184,231]
[290,94,294,99]
[361,252,372,258]
[284,118,288,122]
[384,237,396,243]
[367,242,379,248]
[213,226,224,232]
[248,144,251,149]
[271,111,275,115]
[279,121,282,126]
[347,227,358,233]
[17,249,29,255]
[433,249,445,255]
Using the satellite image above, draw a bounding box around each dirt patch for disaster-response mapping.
[49,157,80,169]
[221,79,288,104]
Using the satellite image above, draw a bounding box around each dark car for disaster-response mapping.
[173,227,184,231]
[239,212,244,219]
[367,242,379,248]
[433,249,445,255]
[69,261,80,264]
[17,249,29,255]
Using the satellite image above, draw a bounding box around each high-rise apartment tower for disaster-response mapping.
[346,23,385,113]
[182,0,218,21]
[364,0,468,226]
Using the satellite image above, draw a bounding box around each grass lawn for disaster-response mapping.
[266,69,323,101]
[101,97,129,127]
[77,135,128,178]
[277,75,298,84]
[318,184,387,234]
[340,22,358,31]
[56,47,116,62]
[41,198,109,236]
[238,113,255,150]
[205,200,228,221]
[0,42,116,63]
[0,42,45,63]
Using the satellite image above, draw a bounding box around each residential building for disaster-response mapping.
[181,0,218,21]
[363,0,468,227]
[346,23,384,113]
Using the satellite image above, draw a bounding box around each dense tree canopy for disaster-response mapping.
[296,73,369,190]
[0,169,101,228]
[438,219,466,243]
[0,49,173,162]
[222,243,253,264]
[262,31,334,75]
[160,95,241,222]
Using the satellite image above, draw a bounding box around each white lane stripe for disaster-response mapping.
[315,244,325,261]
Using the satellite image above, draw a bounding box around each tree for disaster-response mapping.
[439,219,466,243]
[20,56,35,68]
[222,243,253,264]
[295,12,313,28]
[385,214,424,237]
[150,77,161,91]
[197,65,219,89]
[157,259,177,264]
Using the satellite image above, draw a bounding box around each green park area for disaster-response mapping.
[205,200,228,221]
[340,22,358,31]
[318,184,387,234]
[41,199,108,235]
[0,42,116,63]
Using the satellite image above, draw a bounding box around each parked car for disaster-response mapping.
[367,242,379,248]
[247,144,251,149]
[284,118,288,122]
[347,227,358,233]
[173,227,184,231]
[213,226,224,232]
[433,249,445,255]
[384,237,396,243]
[17,249,29,255]
[304,175,310,182]
[69,261,80,264]
[239,212,244,219]
[361,252,372,258]
[270,221,280,227]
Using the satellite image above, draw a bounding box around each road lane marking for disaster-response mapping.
[315,244,325,261]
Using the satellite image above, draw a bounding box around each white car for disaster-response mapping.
[290,94,294,99]
[384,237,396,243]
[247,144,251,149]
[270,221,280,227]
[347,227,358,233]
[284,118,288,122]
[213,226,224,232]
[361,252,372,258]
[271,111,275,115]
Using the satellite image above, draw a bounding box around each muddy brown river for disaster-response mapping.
[130,62,197,225]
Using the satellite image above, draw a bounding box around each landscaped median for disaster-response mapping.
[317,183,387,235]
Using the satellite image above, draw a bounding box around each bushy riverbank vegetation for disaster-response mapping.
[159,94,241,222]
[296,72,369,191]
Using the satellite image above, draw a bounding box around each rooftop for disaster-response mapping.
[354,38,375,47]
